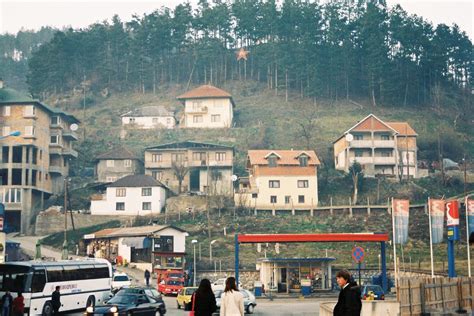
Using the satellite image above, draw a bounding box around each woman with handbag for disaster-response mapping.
[189,278,217,316]
[219,277,244,316]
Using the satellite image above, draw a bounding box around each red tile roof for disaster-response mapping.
[352,115,393,132]
[248,150,320,166]
[386,122,417,136]
[255,166,317,176]
[177,85,232,99]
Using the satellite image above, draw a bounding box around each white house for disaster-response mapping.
[121,105,176,129]
[177,85,235,128]
[90,175,168,216]
[83,225,188,272]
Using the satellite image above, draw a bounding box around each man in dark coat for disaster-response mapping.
[1,291,13,316]
[333,270,361,316]
[144,269,151,287]
[51,286,61,314]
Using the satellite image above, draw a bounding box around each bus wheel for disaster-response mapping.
[86,295,96,308]
[41,302,53,316]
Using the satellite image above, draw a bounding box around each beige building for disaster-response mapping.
[95,147,143,182]
[144,141,234,196]
[333,114,418,178]
[235,150,320,210]
[0,82,79,233]
[177,85,235,128]
[121,105,176,129]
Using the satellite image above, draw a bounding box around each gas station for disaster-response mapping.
[235,233,390,294]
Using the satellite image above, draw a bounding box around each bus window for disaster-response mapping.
[79,265,96,279]
[31,269,46,293]
[63,265,80,281]
[0,265,29,293]
[94,264,110,279]
[46,266,64,283]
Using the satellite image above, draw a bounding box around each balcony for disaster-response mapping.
[49,144,63,155]
[62,130,79,140]
[349,140,373,148]
[373,156,396,164]
[349,157,373,164]
[49,165,66,174]
[186,106,208,114]
[373,140,395,148]
[50,123,64,129]
[63,148,78,158]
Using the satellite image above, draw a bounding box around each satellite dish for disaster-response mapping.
[231,175,238,182]
[345,133,354,142]
[70,123,79,131]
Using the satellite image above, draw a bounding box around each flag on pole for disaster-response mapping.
[392,199,409,244]
[429,199,445,244]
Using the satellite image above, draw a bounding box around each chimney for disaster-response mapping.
[0,79,4,89]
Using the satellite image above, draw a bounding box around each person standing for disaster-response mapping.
[219,277,244,316]
[12,292,24,316]
[1,291,13,316]
[51,286,61,314]
[333,270,361,316]
[189,279,216,316]
[144,269,151,287]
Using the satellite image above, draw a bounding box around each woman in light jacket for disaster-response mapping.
[220,277,244,316]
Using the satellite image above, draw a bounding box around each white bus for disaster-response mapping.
[0,259,112,315]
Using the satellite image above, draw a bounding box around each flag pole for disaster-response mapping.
[428,198,435,278]
[466,196,471,278]
[391,198,398,288]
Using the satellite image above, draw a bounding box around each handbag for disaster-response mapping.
[189,293,195,316]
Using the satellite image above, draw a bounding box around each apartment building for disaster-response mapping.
[0,82,79,233]
[235,150,320,210]
[144,141,234,195]
[177,85,235,128]
[95,147,143,182]
[333,114,418,178]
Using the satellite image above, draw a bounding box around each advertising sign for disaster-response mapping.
[429,199,445,244]
[446,200,460,226]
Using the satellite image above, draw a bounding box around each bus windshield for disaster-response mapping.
[0,265,30,293]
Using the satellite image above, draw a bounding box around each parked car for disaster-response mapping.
[111,273,132,291]
[176,287,198,309]
[115,286,166,315]
[212,278,243,292]
[215,289,257,314]
[361,284,385,300]
[85,293,160,316]
[158,278,185,296]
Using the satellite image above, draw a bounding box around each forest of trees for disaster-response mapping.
[0,0,472,107]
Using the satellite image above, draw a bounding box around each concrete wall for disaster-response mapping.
[319,301,400,316]
[196,270,259,290]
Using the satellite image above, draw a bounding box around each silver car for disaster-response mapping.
[214,289,257,314]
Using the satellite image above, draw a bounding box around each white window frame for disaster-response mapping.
[25,126,35,136]
[193,115,203,123]
[116,202,125,211]
[211,114,221,122]
[3,106,11,116]
[152,171,162,180]
[215,152,226,161]
[2,126,10,137]
[269,180,280,188]
[142,202,152,211]
[124,159,132,167]
[142,187,152,196]
[151,154,162,162]
[51,116,61,125]
[106,160,115,167]
[24,105,35,117]
[116,188,126,197]
[106,176,117,182]
[297,180,309,188]
[50,135,60,144]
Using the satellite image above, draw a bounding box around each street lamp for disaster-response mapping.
[0,131,21,140]
[210,240,217,263]
[192,239,198,286]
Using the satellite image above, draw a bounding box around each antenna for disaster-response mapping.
[345,133,354,142]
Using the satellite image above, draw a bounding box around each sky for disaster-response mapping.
[0,0,472,40]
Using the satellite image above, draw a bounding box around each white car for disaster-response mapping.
[212,278,243,292]
[215,289,257,314]
[111,273,132,291]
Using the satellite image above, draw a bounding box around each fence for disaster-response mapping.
[398,277,474,315]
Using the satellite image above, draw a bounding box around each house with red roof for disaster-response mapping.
[333,114,418,178]
[177,84,235,128]
[235,149,320,210]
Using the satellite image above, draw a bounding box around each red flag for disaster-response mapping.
[446,200,459,226]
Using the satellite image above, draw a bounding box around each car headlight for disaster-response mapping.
[86,306,94,313]
[110,306,118,313]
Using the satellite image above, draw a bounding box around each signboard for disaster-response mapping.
[446,200,460,226]
[0,218,3,231]
[352,246,365,263]
[0,232,5,263]
[429,199,445,244]
[447,226,460,241]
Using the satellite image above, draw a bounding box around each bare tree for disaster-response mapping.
[171,162,189,194]
[348,162,363,204]
[294,107,318,149]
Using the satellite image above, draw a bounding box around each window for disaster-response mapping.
[116,188,126,197]
[299,156,308,167]
[24,126,35,136]
[2,106,11,116]
[2,188,22,203]
[355,150,363,157]
[2,126,10,137]
[106,176,117,182]
[31,268,46,293]
[24,105,35,117]
[381,151,392,157]
[129,117,135,123]
[192,101,202,111]
[354,135,363,140]
[142,202,151,210]
[298,195,305,203]
[269,180,280,188]
[268,156,277,167]
[116,202,125,211]
[211,114,221,122]
[171,153,185,162]
[142,188,152,196]
[51,116,61,125]
[270,196,277,204]
[124,159,132,167]
[152,171,162,180]
[297,180,309,188]
[215,152,226,161]
[193,115,203,123]
[285,196,291,204]
[153,236,174,252]
[152,117,159,124]
[50,135,59,144]
[106,160,115,167]
[251,193,258,199]
[151,154,162,162]
[193,152,206,161]
[381,135,390,140]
